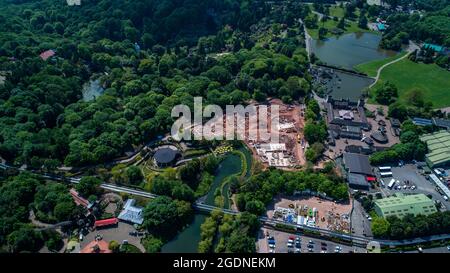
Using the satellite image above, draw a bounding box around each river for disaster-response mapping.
[162,149,249,253]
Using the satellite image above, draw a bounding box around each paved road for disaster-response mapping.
[351,200,373,238]
[406,246,450,253]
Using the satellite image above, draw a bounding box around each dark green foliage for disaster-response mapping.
[373,211,450,239]
[374,81,398,105]
[125,166,144,185]
[142,196,193,240]
[151,175,195,202]
[76,176,102,197]
[33,183,77,223]
[370,122,428,165]
[236,169,349,214]
[0,0,310,169]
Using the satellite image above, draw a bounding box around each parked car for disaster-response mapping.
[411,185,416,190]
[287,242,293,248]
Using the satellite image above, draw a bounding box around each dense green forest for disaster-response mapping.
[0,0,314,252]
[0,0,311,168]
[380,1,450,50]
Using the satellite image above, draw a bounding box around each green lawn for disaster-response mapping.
[329,6,345,18]
[369,59,450,108]
[307,19,375,40]
[307,5,374,40]
[355,52,408,77]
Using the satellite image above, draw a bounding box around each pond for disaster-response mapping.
[82,79,104,102]
[310,32,397,70]
[324,70,374,101]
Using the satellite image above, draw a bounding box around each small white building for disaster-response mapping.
[118,199,144,225]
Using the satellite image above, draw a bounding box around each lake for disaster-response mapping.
[311,32,397,70]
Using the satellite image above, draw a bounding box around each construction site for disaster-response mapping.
[267,196,351,233]
[189,98,307,169]
[245,99,307,169]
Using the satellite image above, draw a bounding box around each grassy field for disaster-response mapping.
[307,19,375,40]
[307,6,374,39]
[369,59,450,108]
[355,52,408,77]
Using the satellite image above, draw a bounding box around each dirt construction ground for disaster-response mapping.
[266,196,352,231]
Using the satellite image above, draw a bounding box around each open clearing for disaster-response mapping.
[369,59,450,108]
[355,51,408,77]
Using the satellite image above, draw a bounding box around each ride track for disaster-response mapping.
[2,162,450,248]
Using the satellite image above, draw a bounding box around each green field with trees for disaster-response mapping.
[370,59,450,108]
[306,1,375,40]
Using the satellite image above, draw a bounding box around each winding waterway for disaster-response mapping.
[162,149,249,253]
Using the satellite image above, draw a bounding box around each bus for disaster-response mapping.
[378,166,392,172]
[380,172,393,177]
[387,179,396,189]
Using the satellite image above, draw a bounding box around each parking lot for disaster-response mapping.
[257,227,366,254]
[376,164,449,210]
[80,222,145,252]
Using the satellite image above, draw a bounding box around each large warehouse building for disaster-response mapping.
[420,130,450,168]
[342,153,375,190]
[374,193,437,219]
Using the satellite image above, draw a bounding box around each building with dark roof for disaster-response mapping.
[343,153,374,190]
[413,117,433,126]
[432,118,450,130]
[325,96,370,140]
[347,173,370,190]
[153,146,180,167]
[343,153,373,176]
[370,131,388,143]
[390,118,401,128]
